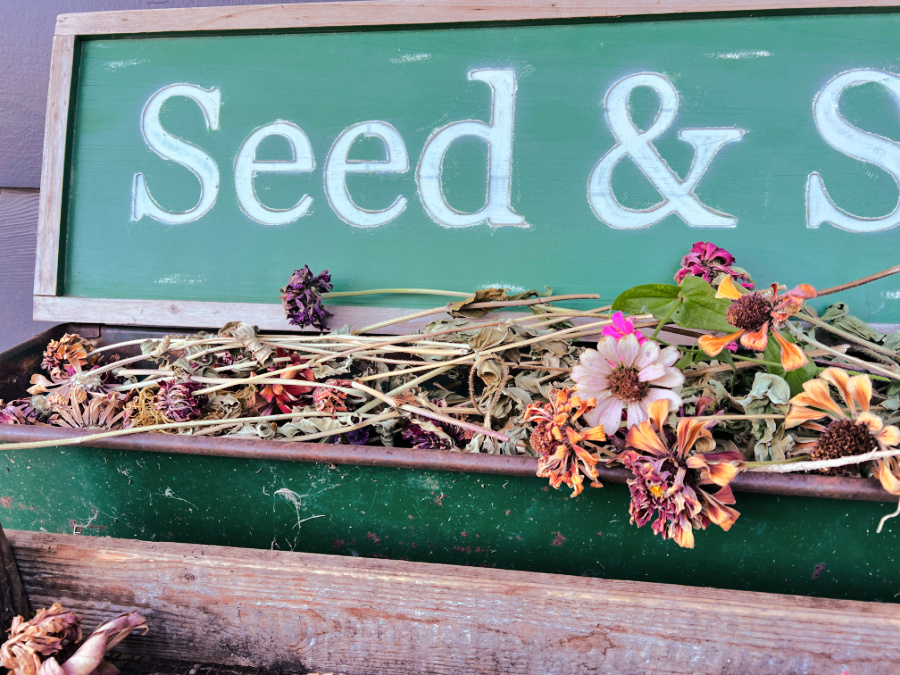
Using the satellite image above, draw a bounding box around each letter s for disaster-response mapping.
[807,69,900,232]
[133,84,221,225]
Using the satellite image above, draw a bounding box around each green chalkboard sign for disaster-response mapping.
[34,2,900,330]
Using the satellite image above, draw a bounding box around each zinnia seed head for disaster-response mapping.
[726,292,772,331]
[811,419,878,462]
[607,365,650,404]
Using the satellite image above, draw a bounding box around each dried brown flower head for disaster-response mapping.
[0,604,82,675]
[41,334,95,374]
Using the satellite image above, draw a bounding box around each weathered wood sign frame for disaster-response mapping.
[34,0,900,332]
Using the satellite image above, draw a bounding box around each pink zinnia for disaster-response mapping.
[572,334,684,433]
[602,312,648,345]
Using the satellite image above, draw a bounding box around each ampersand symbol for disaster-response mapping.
[588,72,745,229]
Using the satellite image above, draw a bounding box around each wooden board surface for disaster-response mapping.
[7,529,900,674]
[36,2,900,331]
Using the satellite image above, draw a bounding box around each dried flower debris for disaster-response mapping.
[4,244,900,548]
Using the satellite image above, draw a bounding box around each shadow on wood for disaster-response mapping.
[0,522,30,632]
[6,530,899,674]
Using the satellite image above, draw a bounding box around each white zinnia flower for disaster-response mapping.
[572,334,684,433]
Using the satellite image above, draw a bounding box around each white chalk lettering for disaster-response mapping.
[807,69,900,232]
[588,72,745,229]
[133,84,221,225]
[234,121,315,226]
[417,68,527,228]
[324,121,409,228]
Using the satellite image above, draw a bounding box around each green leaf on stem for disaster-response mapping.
[675,276,735,332]
[611,277,733,332]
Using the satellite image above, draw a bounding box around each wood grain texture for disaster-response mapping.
[34,34,74,297]
[54,0,900,35]
[7,529,900,674]
[0,190,55,352]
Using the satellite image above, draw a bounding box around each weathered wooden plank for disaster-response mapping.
[7,530,900,674]
[34,34,74,297]
[54,0,900,35]
[0,189,54,353]
[0,522,30,633]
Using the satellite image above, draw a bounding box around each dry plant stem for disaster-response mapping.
[786,323,900,381]
[354,365,456,417]
[87,353,149,376]
[325,288,471,298]
[399,404,510,442]
[353,293,602,334]
[877,498,900,534]
[0,411,342,451]
[357,317,621,384]
[800,312,900,361]
[748,446,900,473]
[816,263,900,297]
[306,319,508,369]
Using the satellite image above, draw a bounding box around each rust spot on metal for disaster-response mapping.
[0,497,12,508]
[453,545,471,554]
[811,562,827,580]
[460,531,468,537]
[434,492,445,506]
[332,539,346,550]
[366,533,382,545]
[552,532,567,547]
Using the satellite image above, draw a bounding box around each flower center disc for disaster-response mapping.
[812,419,878,461]
[726,292,772,332]
[608,365,650,404]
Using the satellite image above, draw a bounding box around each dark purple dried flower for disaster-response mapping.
[401,422,455,450]
[280,266,333,331]
[153,379,207,422]
[674,242,754,289]
[401,415,470,451]
[344,427,371,446]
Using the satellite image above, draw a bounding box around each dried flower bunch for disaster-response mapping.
[4,247,900,548]
[0,605,147,675]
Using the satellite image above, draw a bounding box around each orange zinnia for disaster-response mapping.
[698,275,816,372]
[524,388,607,497]
[785,368,900,471]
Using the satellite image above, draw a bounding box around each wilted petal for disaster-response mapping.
[740,323,769,352]
[874,458,900,496]
[877,425,900,449]
[772,330,808,372]
[791,379,845,418]
[820,367,854,413]
[699,330,745,357]
[715,275,744,300]
[672,523,695,549]
[625,419,668,456]
[578,348,613,375]
[848,374,873,413]
[676,418,712,457]
[646,398,670,431]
